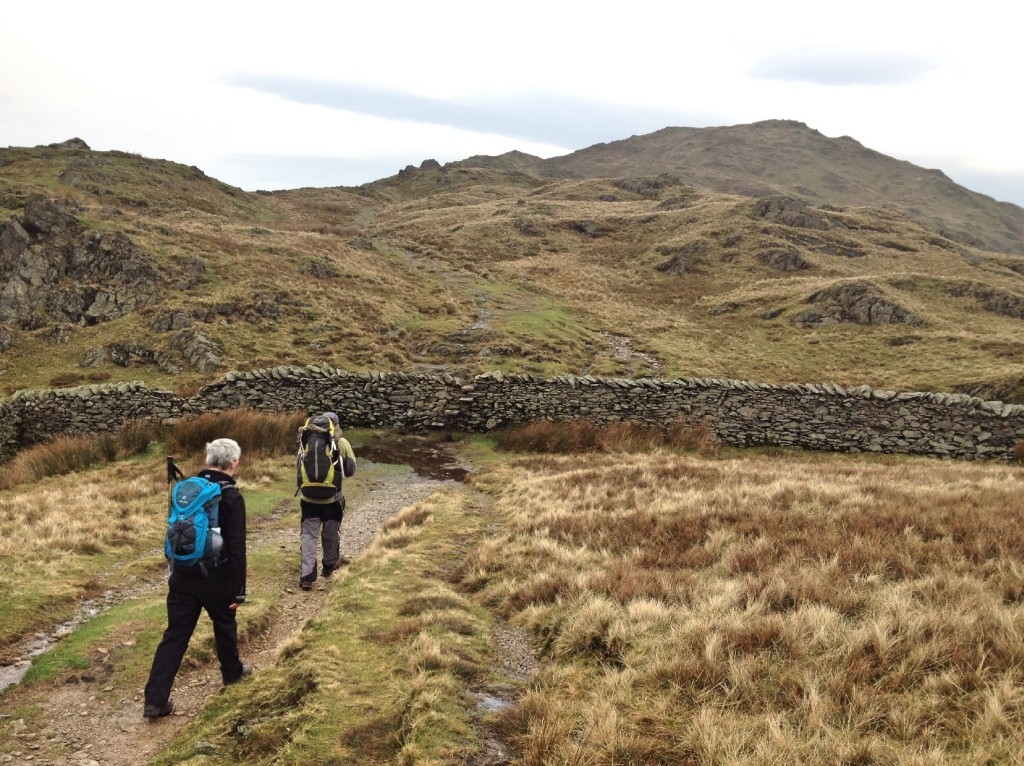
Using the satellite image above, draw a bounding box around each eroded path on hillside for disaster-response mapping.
[0,440,472,766]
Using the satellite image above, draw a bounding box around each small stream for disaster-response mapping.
[0,577,160,692]
[0,434,471,694]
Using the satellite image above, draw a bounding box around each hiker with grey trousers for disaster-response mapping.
[298,411,356,590]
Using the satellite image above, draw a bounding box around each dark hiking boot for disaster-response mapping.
[224,664,252,685]
[323,555,351,578]
[143,699,174,718]
[300,576,314,591]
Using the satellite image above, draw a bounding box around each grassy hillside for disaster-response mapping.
[1,136,1023,403]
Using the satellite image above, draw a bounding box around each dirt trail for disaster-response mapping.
[0,460,454,766]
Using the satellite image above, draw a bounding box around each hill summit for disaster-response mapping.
[1,123,1023,403]
[453,120,1024,256]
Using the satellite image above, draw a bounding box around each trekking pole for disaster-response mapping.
[165,456,186,514]
[166,456,185,485]
[164,457,186,574]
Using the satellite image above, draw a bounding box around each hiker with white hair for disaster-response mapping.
[296,411,356,590]
[144,438,251,718]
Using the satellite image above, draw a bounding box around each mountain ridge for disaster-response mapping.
[449,119,1024,256]
[1,124,1022,404]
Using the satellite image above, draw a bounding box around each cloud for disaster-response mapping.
[214,154,413,191]
[750,50,937,86]
[228,74,710,151]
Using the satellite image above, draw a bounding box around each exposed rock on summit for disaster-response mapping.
[46,137,90,150]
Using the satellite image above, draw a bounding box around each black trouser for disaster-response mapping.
[144,572,243,706]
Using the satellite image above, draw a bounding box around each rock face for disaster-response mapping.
[750,196,829,230]
[793,281,922,328]
[0,196,162,328]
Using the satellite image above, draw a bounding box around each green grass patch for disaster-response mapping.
[21,599,167,686]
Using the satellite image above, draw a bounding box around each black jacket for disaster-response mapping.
[170,468,247,602]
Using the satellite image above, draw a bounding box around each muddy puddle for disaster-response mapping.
[0,433,471,694]
[354,433,471,483]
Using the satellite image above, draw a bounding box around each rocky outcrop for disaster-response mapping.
[299,259,340,279]
[793,281,923,328]
[750,196,829,230]
[656,241,708,275]
[758,247,811,272]
[614,175,684,198]
[781,231,866,258]
[944,282,1024,320]
[0,196,163,328]
[170,328,223,373]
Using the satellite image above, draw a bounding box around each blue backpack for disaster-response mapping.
[165,475,225,575]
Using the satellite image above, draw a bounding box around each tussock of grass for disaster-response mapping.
[462,451,1024,763]
[166,408,306,465]
[0,420,163,489]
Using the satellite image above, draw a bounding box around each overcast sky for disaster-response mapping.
[2,1,1022,205]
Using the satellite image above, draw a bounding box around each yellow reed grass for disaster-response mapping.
[464,449,1024,763]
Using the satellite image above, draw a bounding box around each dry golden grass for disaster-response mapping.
[165,407,306,465]
[465,450,1024,763]
[0,471,162,559]
[0,408,307,651]
[0,459,167,649]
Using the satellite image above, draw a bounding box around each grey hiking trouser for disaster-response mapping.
[300,516,341,580]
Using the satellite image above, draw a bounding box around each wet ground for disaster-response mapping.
[354,432,471,482]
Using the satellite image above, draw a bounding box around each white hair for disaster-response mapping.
[205,438,241,469]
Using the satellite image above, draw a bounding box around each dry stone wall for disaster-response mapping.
[1,366,1023,461]
[6,382,183,453]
